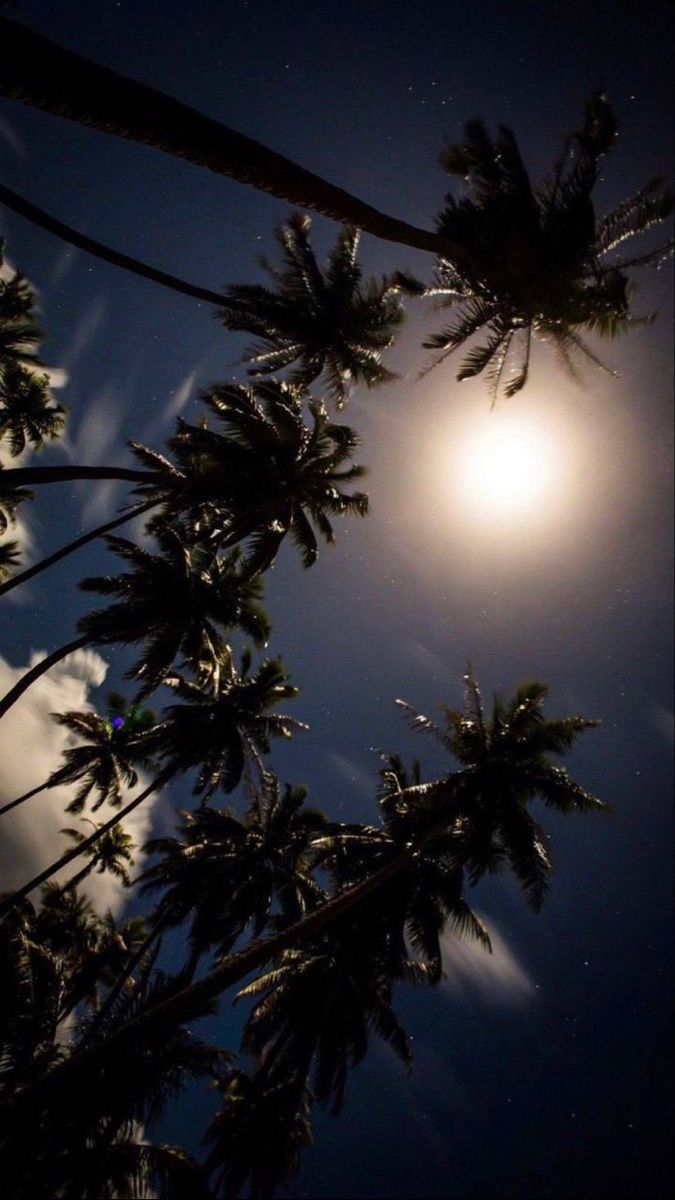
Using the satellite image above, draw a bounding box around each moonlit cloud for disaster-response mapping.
[0,648,156,915]
[441,919,536,1005]
[328,751,374,798]
[60,295,107,373]
[0,115,27,159]
[649,701,675,744]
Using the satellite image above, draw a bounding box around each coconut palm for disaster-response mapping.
[143,378,368,575]
[0,538,19,582]
[0,21,440,255]
[220,214,404,406]
[0,695,158,819]
[0,524,271,720]
[138,775,326,979]
[395,670,606,909]
[60,820,136,893]
[0,362,65,456]
[406,94,673,399]
[206,1066,313,1200]
[0,238,43,381]
[0,963,222,1200]
[79,528,271,698]
[158,653,306,801]
[0,652,305,914]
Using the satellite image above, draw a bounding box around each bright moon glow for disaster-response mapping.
[461,424,556,515]
[433,406,572,533]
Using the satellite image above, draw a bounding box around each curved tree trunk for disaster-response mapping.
[0,767,174,918]
[1,465,152,488]
[0,17,454,260]
[0,499,159,600]
[1,799,463,1111]
[0,634,90,721]
[0,183,229,307]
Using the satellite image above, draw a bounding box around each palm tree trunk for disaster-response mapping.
[60,860,94,893]
[0,634,90,721]
[1,465,152,487]
[0,767,174,918]
[0,183,229,307]
[0,499,159,600]
[0,778,51,818]
[0,18,453,260]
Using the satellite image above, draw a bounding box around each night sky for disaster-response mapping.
[0,2,673,1197]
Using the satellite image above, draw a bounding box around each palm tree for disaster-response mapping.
[0,538,20,582]
[0,19,441,255]
[59,820,136,893]
[0,651,305,912]
[151,378,368,575]
[138,774,326,979]
[0,694,158,819]
[0,362,65,456]
[0,524,271,719]
[0,962,221,1200]
[395,670,607,909]
[404,95,673,399]
[206,1066,313,1200]
[0,237,44,380]
[0,676,603,1126]
[220,214,404,406]
[158,653,306,800]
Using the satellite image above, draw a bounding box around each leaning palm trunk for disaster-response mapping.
[0,635,90,722]
[0,768,174,917]
[2,798,456,1110]
[0,499,158,600]
[0,18,452,260]
[1,464,151,488]
[0,779,50,818]
[0,183,229,306]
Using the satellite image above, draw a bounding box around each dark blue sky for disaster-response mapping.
[1,2,673,1197]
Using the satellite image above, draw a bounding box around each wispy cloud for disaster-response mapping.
[60,296,107,374]
[441,919,536,1005]
[0,115,27,159]
[328,751,374,799]
[649,701,674,744]
[0,648,157,915]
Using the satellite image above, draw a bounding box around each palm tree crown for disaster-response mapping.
[134,379,368,575]
[220,213,405,406]
[158,651,307,798]
[78,525,271,698]
[407,94,673,400]
[395,671,606,908]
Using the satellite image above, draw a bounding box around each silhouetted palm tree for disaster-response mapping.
[220,214,404,406]
[396,671,606,908]
[0,651,304,912]
[151,379,368,574]
[59,819,136,893]
[206,1066,313,1200]
[0,525,271,719]
[404,95,673,399]
[139,774,325,979]
[0,362,65,456]
[0,238,43,380]
[0,695,158,819]
[0,21,441,255]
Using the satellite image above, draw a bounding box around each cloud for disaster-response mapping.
[60,296,107,373]
[0,116,27,159]
[0,648,158,916]
[328,751,374,799]
[440,918,536,1005]
[649,701,674,744]
[162,368,197,424]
